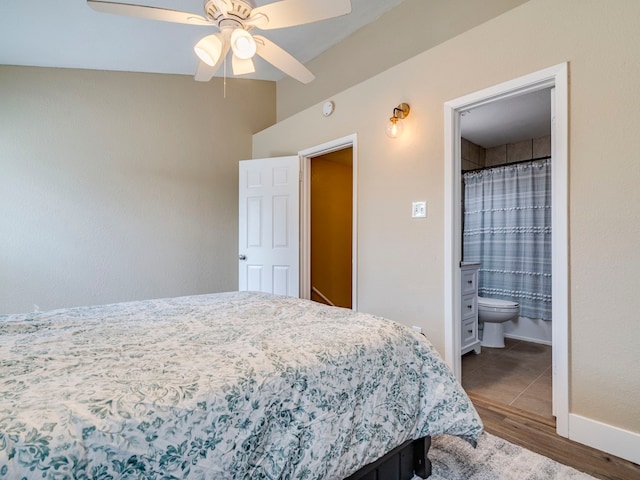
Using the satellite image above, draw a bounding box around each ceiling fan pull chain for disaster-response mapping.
[223,54,227,99]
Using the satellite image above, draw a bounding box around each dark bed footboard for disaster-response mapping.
[344,436,432,480]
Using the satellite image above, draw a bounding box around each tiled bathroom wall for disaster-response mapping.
[462,135,551,171]
[461,137,486,170]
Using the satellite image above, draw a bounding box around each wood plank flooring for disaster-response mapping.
[470,393,640,480]
[461,339,639,480]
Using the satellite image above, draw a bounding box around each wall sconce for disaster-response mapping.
[386,103,411,139]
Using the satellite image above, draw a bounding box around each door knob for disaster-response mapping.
[239,254,247,261]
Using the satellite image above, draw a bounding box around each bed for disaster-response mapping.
[0,291,482,479]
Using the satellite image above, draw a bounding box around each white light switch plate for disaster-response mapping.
[412,201,427,218]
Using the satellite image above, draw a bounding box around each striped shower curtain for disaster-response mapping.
[463,158,552,320]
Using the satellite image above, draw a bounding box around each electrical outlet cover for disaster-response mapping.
[412,201,427,218]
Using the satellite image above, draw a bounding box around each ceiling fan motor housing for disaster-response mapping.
[205,0,255,26]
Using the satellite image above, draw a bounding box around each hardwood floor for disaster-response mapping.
[461,339,639,480]
[470,394,640,480]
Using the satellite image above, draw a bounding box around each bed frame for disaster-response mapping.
[345,436,432,480]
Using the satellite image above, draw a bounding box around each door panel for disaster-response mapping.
[272,196,289,247]
[273,266,290,296]
[246,197,262,247]
[247,265,263,291]
[239,156,299,296]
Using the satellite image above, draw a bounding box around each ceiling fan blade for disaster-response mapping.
[87,0,211,26]
[195,60,219,82]
[247,0,351,30]
[254,35,314,84]
[194,39,230,82]
[232,55,256,75]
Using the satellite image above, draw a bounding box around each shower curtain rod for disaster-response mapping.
[462,155,551,174]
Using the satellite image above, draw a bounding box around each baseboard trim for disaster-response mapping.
[569,413,640,464]
[503,333,552,346]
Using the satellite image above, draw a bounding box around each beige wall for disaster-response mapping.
[254,0,640,435]
[1,66,275,313]
[276,0,530,121]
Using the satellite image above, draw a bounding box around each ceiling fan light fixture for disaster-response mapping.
[194,34,223,66]
[230,28,257,60]
[87,0,354,84]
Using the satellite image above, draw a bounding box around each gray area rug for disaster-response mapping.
[423,432,597,479]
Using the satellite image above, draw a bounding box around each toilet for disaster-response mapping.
[477,297,520,348]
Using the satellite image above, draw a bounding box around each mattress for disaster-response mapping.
[0,291,482,479]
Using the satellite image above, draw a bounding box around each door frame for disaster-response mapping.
[299,134,358,310]
[443,63,569,436]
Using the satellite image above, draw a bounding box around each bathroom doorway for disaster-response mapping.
[458,88,554,419]
[443,64,569,437]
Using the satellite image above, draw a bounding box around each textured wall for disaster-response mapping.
[0,67,275,313]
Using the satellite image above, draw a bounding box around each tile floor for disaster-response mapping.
[461,337,553,418]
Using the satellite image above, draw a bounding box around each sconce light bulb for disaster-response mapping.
[386,117,404,139]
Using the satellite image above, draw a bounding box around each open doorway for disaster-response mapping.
[310,148,353,308]
[458,88,553,420]
[299,134,358,311]
[444,63,569,437]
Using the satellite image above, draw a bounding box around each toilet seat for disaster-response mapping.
[478,297,519,311]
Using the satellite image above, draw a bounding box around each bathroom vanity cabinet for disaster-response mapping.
[461,262,481,355]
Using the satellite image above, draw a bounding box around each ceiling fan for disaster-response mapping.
[87,0,352,83]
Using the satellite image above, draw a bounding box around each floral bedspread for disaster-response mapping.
[0,292,482,479]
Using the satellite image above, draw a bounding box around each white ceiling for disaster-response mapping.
[0,0,402,81]
[460,88,552,148]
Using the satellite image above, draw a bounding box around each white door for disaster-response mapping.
[238,156,299,296]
